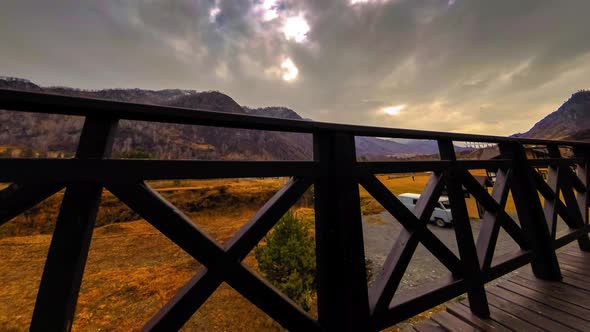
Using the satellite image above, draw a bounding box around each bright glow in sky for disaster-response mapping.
[259,0,279,21]
[209,7,220,23]
[350,0,391,5]
[4,1,590,136]
[382,105,406,116]
[281,58,299,81]
[283,15,310,43]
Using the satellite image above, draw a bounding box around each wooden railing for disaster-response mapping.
[1,89,589,331]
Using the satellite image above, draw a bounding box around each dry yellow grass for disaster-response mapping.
[0,211,285,331]
[359,173,486,219]
[1,172,525,331]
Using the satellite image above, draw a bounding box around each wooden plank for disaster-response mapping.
[431,311,480,332]
[559,253,590,272]
[558,254,590,271]
[485,292,577,332]
[446,302,511,332]
[358,160,512,174]
[559,251,590,264]
[413,320,446,332]
[461,300,544,332]
[559,262,590,279]
[557,255,590,272]
[487,285,589,330]
[499,280,590,323]
[559,268,590,283]
[560,247,590,257]
[0,159,319,183]
[510,276,590,310]
[561,275,590,293]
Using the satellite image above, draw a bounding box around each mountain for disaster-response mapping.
[515,90,590,140]
[0,77,462,160]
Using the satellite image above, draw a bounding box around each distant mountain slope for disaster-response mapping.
[0,77,313,160]
[516,90,590,140]
[0,76,464,159]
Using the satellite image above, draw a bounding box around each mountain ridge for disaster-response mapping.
[515,90,590,141]
[0,76,458,159]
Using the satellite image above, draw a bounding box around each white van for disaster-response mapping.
[398,193,453,227]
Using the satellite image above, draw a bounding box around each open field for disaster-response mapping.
[0,217,283,331]
[0,172,521,330]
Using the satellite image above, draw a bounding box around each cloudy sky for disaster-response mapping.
[2,0,590,135]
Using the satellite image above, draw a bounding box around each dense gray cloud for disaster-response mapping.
[1,0,589,135]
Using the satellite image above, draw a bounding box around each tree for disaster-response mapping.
[254,211,316,311]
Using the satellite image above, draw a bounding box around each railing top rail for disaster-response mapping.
[1,88,589,147]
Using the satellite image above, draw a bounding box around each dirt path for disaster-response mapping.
[362,212,568,291]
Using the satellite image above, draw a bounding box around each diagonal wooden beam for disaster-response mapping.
[368,230,419,314]
[470,169,512,270]
[107,181,319,332]
[574,147,590,229]
[499,142,561,281]
[141,268,220,332]
[531,169,581,232]
[225,178,312,259]
[358,175,461,275]
[137,178,312,331]
[0,182,64,226]
[438,139,489,318]
[31,117,118,332]
[366,172,446,315]
[558,168,590,250]
[461,170,528,249]
[542,165,560,240]
[545,144,590,250]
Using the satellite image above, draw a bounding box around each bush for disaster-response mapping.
[254,211,316,311]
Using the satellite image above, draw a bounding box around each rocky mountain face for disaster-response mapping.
[516,90,590,140]
[0,77,459,160]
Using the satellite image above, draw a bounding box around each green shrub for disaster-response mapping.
[254,211,316,311]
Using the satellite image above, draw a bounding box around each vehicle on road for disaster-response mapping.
[398,193,453,227]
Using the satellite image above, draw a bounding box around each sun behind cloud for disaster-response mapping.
[283,15,310,43]
[281,58,299,81]
[382,104,406,116]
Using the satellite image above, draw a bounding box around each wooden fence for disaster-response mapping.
[1,89,589,331]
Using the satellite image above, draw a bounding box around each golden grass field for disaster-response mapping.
[0,172,517,331]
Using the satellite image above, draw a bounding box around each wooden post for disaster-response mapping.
[313,131,374,331]
[30,117,118,332]
[438,139,490,318]
[573,146,590,252]
[499,142,561,280]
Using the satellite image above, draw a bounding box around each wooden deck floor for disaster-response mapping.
[408,245,590,331]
